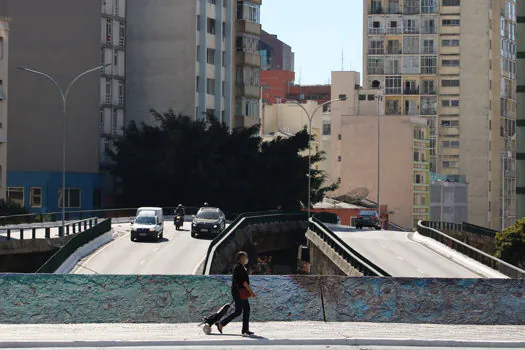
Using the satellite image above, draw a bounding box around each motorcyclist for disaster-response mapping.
[175,204,185,216]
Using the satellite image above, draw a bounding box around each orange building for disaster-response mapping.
[261,70,295,105]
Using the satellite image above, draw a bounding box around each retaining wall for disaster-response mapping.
[0,275,523,325]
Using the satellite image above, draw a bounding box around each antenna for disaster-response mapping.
[299,66,303,100]
[341,49,344,71]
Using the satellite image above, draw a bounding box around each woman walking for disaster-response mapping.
[216,251,256,335]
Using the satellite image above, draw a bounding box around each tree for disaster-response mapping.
[110,110,336,215]
[495,218,525,268]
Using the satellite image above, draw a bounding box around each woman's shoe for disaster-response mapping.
[216,323,223,334]
[242,330,254,335]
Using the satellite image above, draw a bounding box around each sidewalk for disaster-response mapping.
[0,322,524,348]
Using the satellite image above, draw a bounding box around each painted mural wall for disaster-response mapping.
[0,275,523,325]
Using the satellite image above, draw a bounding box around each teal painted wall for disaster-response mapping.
[0,275,523,325]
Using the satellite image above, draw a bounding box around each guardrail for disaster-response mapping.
[0,206,213,227]
[1,217,101,241]
[36,218,112,273]
[418,221,525,279]
[424,221,497,238]
[308,217,391,277]
[203,211,305,275]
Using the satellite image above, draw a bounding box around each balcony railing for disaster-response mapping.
[422,89,436,95]
[369,7,383,14]
[404,8,420,14]
[404,88,419,95]
[368,28,385,35]
[368,48,384,54]
[404,28,419,34]
[386,108,401,115]
[421,108,437,115]
[386,27,403,35]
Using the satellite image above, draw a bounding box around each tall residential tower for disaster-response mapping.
[363,0,517,229]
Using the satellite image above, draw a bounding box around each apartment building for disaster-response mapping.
[517,0,525,220]
[363,0,517,229]
[234,0,263,128]
[0,0,126,212]
[331,71,429,229]
[0,18,7,201]
[127,0,245,129]
[260,30,295,71]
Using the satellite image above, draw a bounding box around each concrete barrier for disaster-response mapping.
[0,275,523,325]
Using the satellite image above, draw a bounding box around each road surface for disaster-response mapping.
[330,226,485,278]
[72,221,211,275]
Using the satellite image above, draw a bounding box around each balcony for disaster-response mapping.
[236,84,261,99]
[236,20,261,36]
[386,108,401,115]
[368,48,384,54]
[404,28,420,34]
[387,46,402,54]
[421,88,436,95]
[386,27,403,35]
[404,8,420,15]
[404,88,420,95]
[369,6,383,14]
[421,108,437,116]
[368,28,385,35]
[236,52,261,67]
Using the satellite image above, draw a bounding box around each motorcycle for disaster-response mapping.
[174,214,184,231]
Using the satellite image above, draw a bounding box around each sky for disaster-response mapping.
[260,0,363,85]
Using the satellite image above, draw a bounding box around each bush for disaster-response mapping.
[495,218,525,268]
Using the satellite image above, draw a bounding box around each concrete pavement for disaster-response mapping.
[72,221,211,275]
[0,322,523,349]
[330,226,503,278]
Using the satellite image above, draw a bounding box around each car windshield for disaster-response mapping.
[196,211,220,220]
[135,216,156,225]
[360,211,377,216]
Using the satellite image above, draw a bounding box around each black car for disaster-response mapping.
[191,207,226,238]
[355,210,381,230]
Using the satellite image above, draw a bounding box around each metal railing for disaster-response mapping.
[418,221,525,278]
[424,221,497,238]
[203,211,306,275]
[308,217,391,277]
[37,219,112,273]
[1,217,100,241]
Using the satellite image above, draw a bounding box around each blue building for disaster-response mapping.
[7,171,103,214]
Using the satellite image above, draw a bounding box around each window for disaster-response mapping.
[114,51,118,65]
[105,78,112,104]
[29,188,42,208]
[422,17,437,33]
[58,188,81,209]
[236,34,259,54]
[206,78,216,95]
[403,56,419,74]
[119,22,125,46]
[421,56,437,74]
[385,76,402,94]
[208,0,216,4]
[7,187,24,207]
[422,39,435,53]
[422,0,437,14]
[100,109,104,134]
[442,39,460,47]
[196,45,200,62]
[442,0,460,5]
[368,94,376,101]
[207,18,216,34]
[443,161,458,168]
[322,123,331,136]
[207,48,216,64]
[197,15,200,31]
[112,109,117,134]
[0,37,4,59]
[441,99,460,107]
[368,57,385,74]
[403,36,419,54]
[338,156,342,162]
[442,59,460,66]
[441,120,459,127]
[105,19,112,43]
[222,81,225,97]
[369,39,384,54]
[442,79,460,87]
[222,22,226,39]
[196,76,200,93]
[442,140,460,148]
[442,19,460,26]
[238,1,260,23]
[118,81,124,105]
[359,94,366,101]
[422,80,435,94]
[222,51,226,67]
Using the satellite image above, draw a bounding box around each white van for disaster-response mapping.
[131,207,164,242]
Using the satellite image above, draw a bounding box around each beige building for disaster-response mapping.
[330,71,429,229]
[363,0,517,230]
[262,100,332,176]
[0,18,7,200]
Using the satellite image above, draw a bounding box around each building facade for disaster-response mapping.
[0,0,119,213]
[363,0,517,230]
[516,0,525,220]
[126,0,235,127]
[234,0,263,128]
[430,173,468,223]
[260,30,295,71]
[0,18,7,201]
[331,71,430,229]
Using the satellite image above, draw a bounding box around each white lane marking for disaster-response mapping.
[140,260,146,266]
[154,247,160,252]
[71,228,129,274]
[192,255,207,275]
[417,268,426,276]
[397,256,405,262]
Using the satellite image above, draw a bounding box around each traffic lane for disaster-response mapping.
[334,230,480,278]
[73,221,211,275]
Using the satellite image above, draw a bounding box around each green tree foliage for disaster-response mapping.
[495,218,525,268]
[110,110,336,215]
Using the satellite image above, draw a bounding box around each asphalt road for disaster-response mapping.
[331,227,481,278]
[72,221,211,275]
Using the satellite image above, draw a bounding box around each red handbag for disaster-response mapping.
[239,288,251,300]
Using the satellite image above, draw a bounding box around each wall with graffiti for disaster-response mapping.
[0,275,523,324]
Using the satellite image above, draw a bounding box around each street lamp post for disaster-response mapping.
[376,94,383,228]
[277,96,347,218]
[17,64,108,245]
